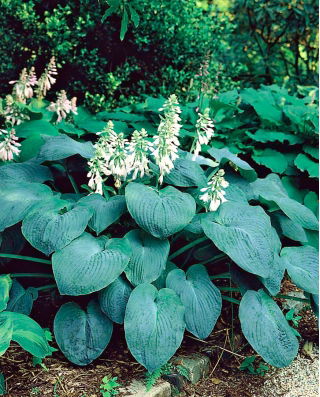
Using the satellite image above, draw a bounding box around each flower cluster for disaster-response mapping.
[199,169,229,212]
[35,57,58,99]
[9,67,37,103]
[0,129,21,161]
[192,108,214,158]
[1,95,30,126]
[126,129,153,180]
[47,90,78,122]
[152,94,182,184]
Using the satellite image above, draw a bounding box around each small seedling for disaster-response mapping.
[145,363,173,391]
[31,387,41,395]
[239,356,269,376]
[285,309,302,337]
[100,376,120,397]
[176,365,191,381]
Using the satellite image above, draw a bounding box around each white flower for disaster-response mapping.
[126,128,153,180]
[36,56,58,99]
[2,95,30,126]
[199,169,229,212]
[0,129,21,161]
[192,108,214,159]
[9,67,38,103]
[108,132,129,188]
[47,90,78,122]
[152,94,182,184]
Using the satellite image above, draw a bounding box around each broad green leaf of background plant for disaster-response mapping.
[6,280,38,315]
[80,194,127,235]
[252,149,288,174]
[52,233,131,295]
[124,230,170,286]
[22,198,93,255]
[239,289,299,368]
[15,120,59,138]
[0,315,13,355]
[0,275,12,312]
[294,153,319,178]
[0,373,5,395]
[99,277,132,324]
[202,202,274,277]
[125,183,196,239]
[281,246,319,294]
[0,182,53,232]
[245,129,304,144]
[166,265,222,339]
[251,174,318,230]
[162,158,207,187]
[0,162,52,184]
[124,284,185,372]
[0,311,52,358]
[54,301,113,365]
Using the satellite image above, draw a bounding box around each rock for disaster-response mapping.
[172,354,211,384]
[120,380,171,397]
[282,291,307,314]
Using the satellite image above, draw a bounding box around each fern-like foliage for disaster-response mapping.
[144,363,173,391]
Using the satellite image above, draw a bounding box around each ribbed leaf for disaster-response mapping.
[239,289,299,367]
[52,233,131,296]
[258,254,285,296]
[0,162,52,183]
[281,246,319,294]
[153,261,178,290]
[166,265,221,339]
[271,213,308,243]
[22,198,93,255]
[99,277,132,324]
[0,275,12,312]
[124,230,169,286]
[6,280,38,315]
[0,314,13,355]
[54,301,113,365]
[202,202,274,277]
[124,284,185,372]
[163,158,207,187]
[125,183,196,239]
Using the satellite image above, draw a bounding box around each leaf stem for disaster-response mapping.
[210,272,231,279]
[195,253,227,266]
[222,295,241,305]
[218,286,240,292]
[0,254,51,265]
[169,236,207,260]
[66,171,80,194]
[10,273,54,279]
[36,284,57,292]
[276,294,310,303]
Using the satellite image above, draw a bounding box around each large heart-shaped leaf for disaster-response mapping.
[239,289,299,367]
[15,120,59,138]
[125,183,196,239]
[271,213,308,243]
[80,194,127,235]
[166,265,221,339]
[251,174,318,230]
[153,261,178,290]
[0,311,52,358]
[124,230,170,286]
[0,182,53,232]
[6,280,38,315]
[124,284,185,372]
[0,275,12,312]
[22,198,93,255]
[54,300,113,365]
[99,277,132,324]
[202,202,274,277]
[52,233,131,295]
[163,158,207,187]
[281,246,319,294]
[0,162,52,183]
[258,253,285,296]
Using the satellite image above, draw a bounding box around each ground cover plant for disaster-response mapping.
[0,61,318,379]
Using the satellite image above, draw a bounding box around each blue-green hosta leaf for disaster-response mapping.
[252,149,288,174]
[52,233,131,296]
[36,135,94,162]
[281,246,319,294]
[124,284,185,372]
[0,311,52,358]
[0,182,53,232]
[202,202,274,278]
[124,230,169,286]
[54,300,113,366]
[294,153,319,178]
[125,183,196,239]
[79,194,127,235]
[163,158,207,187]
[245,129,303,144]
[271,213,308,243]
[0,275,12,312]
[258,254,285,296]
[22,198,93,255]
[6,280,38,315]
[153,261,178,290]
[99,277,132,324]
[0,314,13,355]
[239,289,299,367]
[0,225,25,266]
[0,373,5,394]
[304,191,319,216]
[251,174,318,230]
[166,265,221,339]
[0,162,52,183]
[208,147,257,181]
[230,265,261,296]
[311,294,319,318]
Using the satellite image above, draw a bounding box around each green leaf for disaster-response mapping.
[0,275,12,312]
[6,280,38,315]
[0,314,12,355]
[36,135,94,162]
[22,198,93,255]
[125,284,185,372]
[52,233,131,296]
[245,129,303,144]
[19,135,45,161]
[239,289,299,368]
[281,246,319,294]
[102,5,118,22]
[153,261,178,290]
[252,149,288,174]
[125,183,196,239]
[129,5,140,27]
[0,311,52,358]
[0,162,52,183]
[166,265,221,339]
[79,194,127,235]
[202,202,274,278]
[75,118,107,133]
[162,159,207,187]
[124,230,169,286]
[258,254,285,296]
[15,120,58,138]
[303,145,319,160]
[99,277,132,324]
[0,182,53,232]
[271,212,307,243]
[304,191,318,216]
[0,373,5,395]
[251,174,318,230]
[120,8,129,41]
[54,300,113,365]
[294,153,319,178]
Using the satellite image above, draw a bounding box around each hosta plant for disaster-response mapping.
[0,94,318,373]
